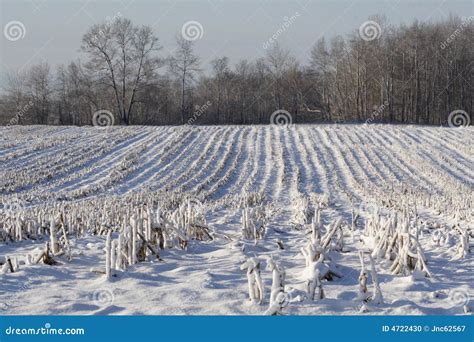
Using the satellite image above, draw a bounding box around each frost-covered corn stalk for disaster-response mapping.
[49,215,60,254]
[115,228,126,270]
[385,213,432,277]
[300,238,330,300]
[369,254,383,304]
[0,201,93,243]
[265,258,286,315]
[292,192,314,225]
[241,206,269,241]
[171,199,212,243]
[310,193,329,208]
[301,217,343,289]
[68,146,148,200]
[358,251,369,302]
[105,230,112,280]
[0,199,30,241]
[0,128,136,195]
[453,225,470,259]
[34,242,58,266]
[362,178,473,226]
[70,197,211,273]
[107,213,159,272]
[369,211,397,260]
[432,228,449,246]
[0,192,217,276]
[239,191,266,208]
[351,205,360,231]
[303,252,325,301]
[310,205,322,244]
[301,241,324,267]
[240,258,264,304]
[320,218,344,251]
[1,189,184,243]
[358,252,384,304]
[363,208,382,241]
[241,208,252,239]
[363,208,432,278]
[0,215,23,241]
[0,256,18,274]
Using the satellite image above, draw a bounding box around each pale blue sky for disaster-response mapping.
[1,0,473,85]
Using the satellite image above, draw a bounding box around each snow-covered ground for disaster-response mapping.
[0,124,472,315]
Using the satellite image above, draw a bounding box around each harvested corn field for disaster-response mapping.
[0,124,472,315]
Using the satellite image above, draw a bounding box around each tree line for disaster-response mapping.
[1,15,472,126]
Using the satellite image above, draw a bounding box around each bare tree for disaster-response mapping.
[27,62,52,124]
[1,16,472,126]
[266,44,292,110]
[310,38,332,119]
[82,18,161,124]
[1,70,28,125]
[55,61,99,125]
[210,56,229,124]
[234,60,250,124]
[168,35,201,124]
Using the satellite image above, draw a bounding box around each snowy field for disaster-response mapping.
[0,124,472,315]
